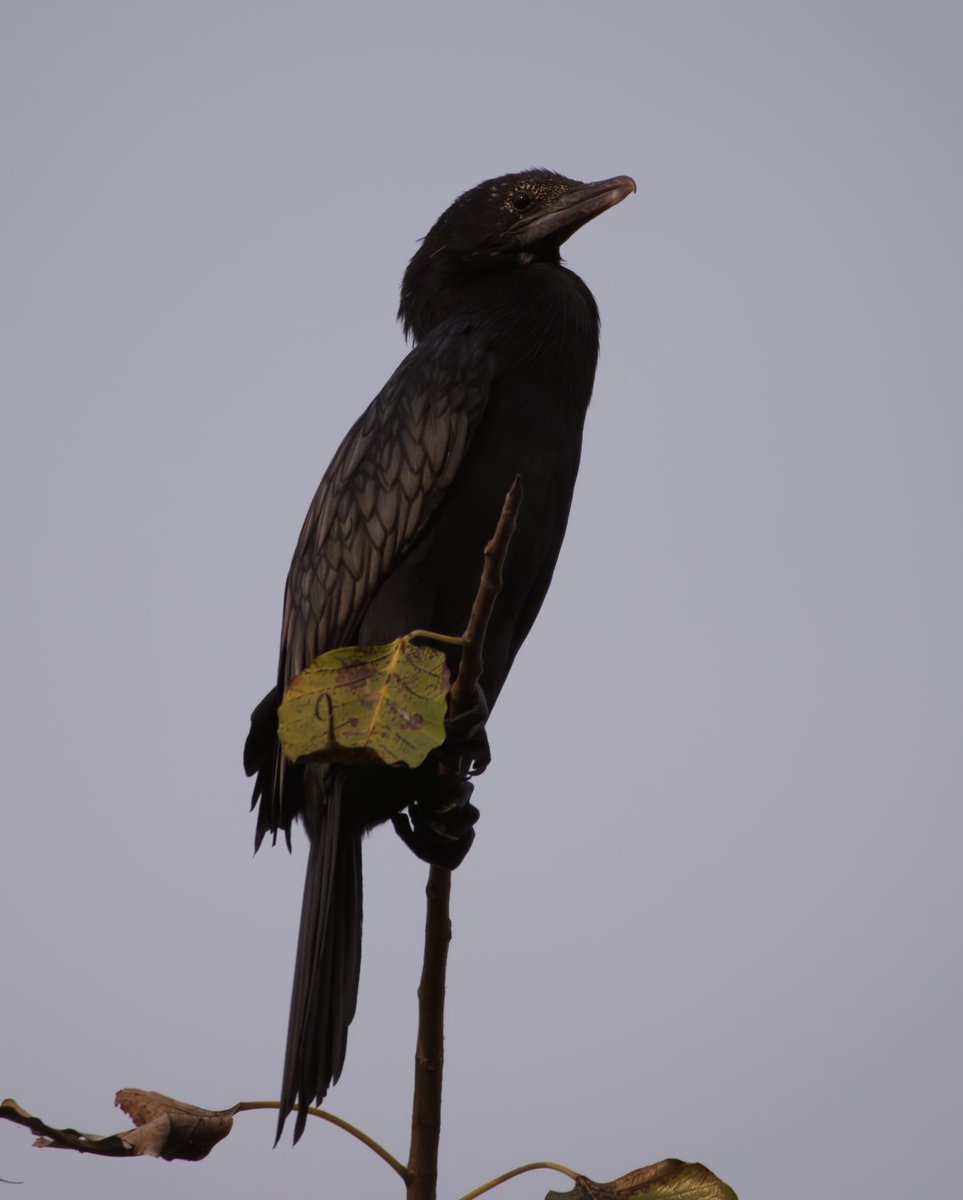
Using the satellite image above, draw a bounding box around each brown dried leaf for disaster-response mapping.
[546,1158,738,1200]
[1,1097,134,1157]
[0,1092,235,1163]
[114,1089,235,1161]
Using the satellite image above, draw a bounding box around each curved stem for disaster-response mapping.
[455,1160,582,1200]
[408,629,468,648]
[233,1100,408,1182]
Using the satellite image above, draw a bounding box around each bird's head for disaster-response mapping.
[399,169,635,340]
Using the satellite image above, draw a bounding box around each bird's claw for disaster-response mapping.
[391,681,489,867]
[390,777,480,870]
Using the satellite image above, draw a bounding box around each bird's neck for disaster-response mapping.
[401,260,600,360]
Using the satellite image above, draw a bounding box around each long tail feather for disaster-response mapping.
[276,772,363,1143]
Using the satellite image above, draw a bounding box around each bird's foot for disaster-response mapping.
[390,685,488,867]
[390,775,479,870]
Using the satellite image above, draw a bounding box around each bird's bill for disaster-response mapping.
[510,175,636,247]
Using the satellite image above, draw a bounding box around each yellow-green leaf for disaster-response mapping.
[546,1159,738,1200]
[278,635,450,769]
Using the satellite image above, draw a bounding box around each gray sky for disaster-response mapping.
[2,3,961,1197]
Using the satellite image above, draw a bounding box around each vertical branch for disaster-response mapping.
[448,476,524,718]
[407,864,452,1200]
[406,477,523,1200]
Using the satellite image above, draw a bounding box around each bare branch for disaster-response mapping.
[406,477,524,1200]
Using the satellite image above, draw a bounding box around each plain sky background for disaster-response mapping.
[2,3,960,1197]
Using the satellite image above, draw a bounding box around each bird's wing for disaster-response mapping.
[246,320,492,848]
[280,318,493,686]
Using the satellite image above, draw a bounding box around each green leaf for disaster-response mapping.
[278,635,451,769]
[546,1159,738,1200]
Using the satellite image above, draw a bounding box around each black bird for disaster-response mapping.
[245,169,634,1141]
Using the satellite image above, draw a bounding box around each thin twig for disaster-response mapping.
[456,1160,582,1200]
[449,475,523,717]
[406,864,452,1200]
[406,477,524,1200]
[233,1101,408,1181]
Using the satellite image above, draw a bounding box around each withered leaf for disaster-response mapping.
[1,1092,235,1163]
[114,1089,235,1161]
[546,1158,738,1200]
[1,1097,134,1157]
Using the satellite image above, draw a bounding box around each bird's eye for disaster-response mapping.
[510,192,534,213]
